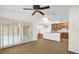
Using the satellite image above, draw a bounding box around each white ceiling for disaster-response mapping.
[0,5,69,22]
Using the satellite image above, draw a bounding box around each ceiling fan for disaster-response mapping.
[23,5,50,15]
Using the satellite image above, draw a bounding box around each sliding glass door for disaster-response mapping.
[13,25,20,44]
[23,25,32,42]
[0,22,33,48]
[0,25,1,47]
[3,24,9,46]
[8,24,14,45]
[0,24,3,47]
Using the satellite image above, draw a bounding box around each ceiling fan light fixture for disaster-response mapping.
[23,5,50,16]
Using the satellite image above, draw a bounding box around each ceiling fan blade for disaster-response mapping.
[40,6,50,10]
[23,8,34,10]
[32,11,36,15]
[39,11,44,15]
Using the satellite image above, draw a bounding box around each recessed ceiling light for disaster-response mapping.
[43,17,48,23]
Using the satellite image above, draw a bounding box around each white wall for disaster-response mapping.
[32,23,39,40]
[0,10,34,22]
[69,6,79,53]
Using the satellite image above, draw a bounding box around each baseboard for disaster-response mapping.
[0,39,37,49]
[43,38,60,42]
[68,50,78,54]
